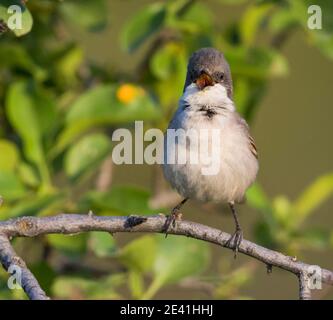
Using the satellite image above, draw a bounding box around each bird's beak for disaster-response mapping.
[195,73,214,90]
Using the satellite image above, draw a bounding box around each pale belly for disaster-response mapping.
[163,112,258,203]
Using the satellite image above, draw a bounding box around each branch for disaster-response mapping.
[298,272,312,300]
[0,234,49,300]
[0,213,332,300]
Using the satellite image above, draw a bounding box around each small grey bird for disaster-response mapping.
[162,48,259,255]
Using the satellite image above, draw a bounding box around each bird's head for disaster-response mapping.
[184,47,233,100]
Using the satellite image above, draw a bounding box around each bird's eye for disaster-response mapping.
[218,72,224,81]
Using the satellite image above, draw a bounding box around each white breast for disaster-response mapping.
[163,83,259,204]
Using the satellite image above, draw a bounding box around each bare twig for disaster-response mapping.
[0,234,49,300]
[0,214,332,300]
[299,272,312,300]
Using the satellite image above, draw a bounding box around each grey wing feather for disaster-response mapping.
[237,115,258,159]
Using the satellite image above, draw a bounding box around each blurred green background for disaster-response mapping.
[0,0,332,300]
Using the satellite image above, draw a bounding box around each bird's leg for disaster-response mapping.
[163,198,188,237]
[226,201,243,258]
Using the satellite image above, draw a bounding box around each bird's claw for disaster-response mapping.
[226,228,243,258]
[163,208,182,237]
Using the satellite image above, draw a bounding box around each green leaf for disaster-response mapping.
[128,270,144,299]
[53,45,84,87]
[269,8,298,33]
[65,85,117,123]
[180,2,213,32]
[31,86,59,139]
[81,186,157,215]
[142,235,210,299]
[5,82,51,187]
[246,183,271,211]
[65,133,111,180]
[0,0,33,36]
[6,82,43,164]
[287,0,310,29]
[296,228,331,250]
[121,3,167,53]
[52,274,124,299]
[60,0,108,31]
[47,233,88,255]
[0,140,20,172]
[272,195,291,226]
[246,183,277,229]
[311,32,333,60]
[0,170,26,201]
[53,84,160,155]
[152,43,187,107]
[154,236,210,284]
[254,221,276,248]
[119,235,156,272]
[268,50,289,77]
[166,2,213,34]
[240,3,273,46]
[30,261,56,295]
[293,173,333,220]
[17,162,40,187]
[214,264,254,299]
[150,42,187,80]
[88,232,116,258]
[233,78,251,115]
[225,47,288,79]
[0,193,62,219]
[0,44,46,80]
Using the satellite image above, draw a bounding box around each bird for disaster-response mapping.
[162,47,259,255]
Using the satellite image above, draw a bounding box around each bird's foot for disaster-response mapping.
[226,228,243,258]
[163,208,183,238]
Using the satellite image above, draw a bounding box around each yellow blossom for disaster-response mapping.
[116,84,144,104]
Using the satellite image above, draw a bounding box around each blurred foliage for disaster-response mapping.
[247,174,333,255]
[213,260,257,300]
[0,0,332,299]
